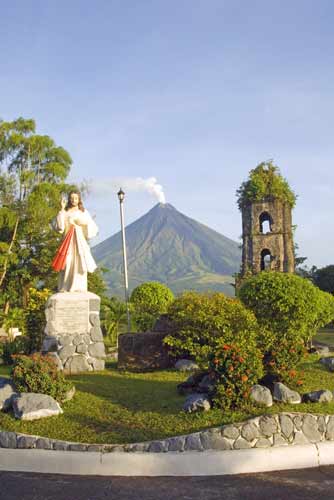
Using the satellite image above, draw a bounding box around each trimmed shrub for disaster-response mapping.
[239,272,334,345]
[164,291,259,365]
[130,282,174,332]
[239,272,334,383]
[12,354,73,403]
[208,341,263,410]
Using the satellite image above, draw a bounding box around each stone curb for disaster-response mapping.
[1,412,334,453]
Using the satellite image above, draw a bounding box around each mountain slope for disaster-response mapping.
[92,203,241,296]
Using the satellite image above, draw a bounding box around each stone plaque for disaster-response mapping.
[55,299,89,334]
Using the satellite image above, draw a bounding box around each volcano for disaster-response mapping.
[92,203,241,296]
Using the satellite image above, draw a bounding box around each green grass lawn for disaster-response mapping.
[0,355,334,445]
[313,327,334,349]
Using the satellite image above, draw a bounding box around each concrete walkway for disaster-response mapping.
[1,466,334,500]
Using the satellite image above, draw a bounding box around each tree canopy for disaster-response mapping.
[0,117,75,313]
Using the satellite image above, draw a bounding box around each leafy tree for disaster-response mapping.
[236,160,296,210]
[130,281,174,332]
[312,265,334,295]
[0,117,73,314]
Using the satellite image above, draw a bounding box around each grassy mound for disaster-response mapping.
[0,353,334,444]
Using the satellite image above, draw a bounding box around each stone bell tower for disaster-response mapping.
[240,198,295,276]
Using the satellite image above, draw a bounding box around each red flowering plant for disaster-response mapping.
[263,337,307,388]
[208,341,263,411]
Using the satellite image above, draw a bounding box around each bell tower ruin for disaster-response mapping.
[237,162,295,280]
[241,198,295,275]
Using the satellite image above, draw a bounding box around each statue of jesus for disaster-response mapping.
[52,191,98,292]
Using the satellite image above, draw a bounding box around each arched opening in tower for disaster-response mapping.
[259,212,273,233]
[261,248,272,271]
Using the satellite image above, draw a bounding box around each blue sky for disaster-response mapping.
[1,1,334,267]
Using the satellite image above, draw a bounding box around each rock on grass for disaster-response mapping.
[13,393,63,421]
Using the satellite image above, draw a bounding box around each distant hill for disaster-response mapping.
[92,203,241,297]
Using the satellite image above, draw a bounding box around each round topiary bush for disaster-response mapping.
[164,291,259,365]
[130,281,174,332]
[239,271,334,385]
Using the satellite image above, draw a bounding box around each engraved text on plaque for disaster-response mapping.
[55,299,89,334]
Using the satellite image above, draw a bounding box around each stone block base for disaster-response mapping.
[42,292,106,374]
[118,331,173,371]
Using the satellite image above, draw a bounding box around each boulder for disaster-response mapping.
[175,359,199,372]
[183,393,211,413]
[273,382,301,404]
[177,371,212,395]
[0,378,17,411]
[13,393,63,420]
[198,374,216,393]
[250,384,273,407]
[314,345,330,355]
[304,389,333,403]
[319,357,334,372]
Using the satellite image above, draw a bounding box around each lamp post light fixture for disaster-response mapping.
[117,188,131,331]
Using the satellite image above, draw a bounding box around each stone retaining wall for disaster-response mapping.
[2,412,334,452]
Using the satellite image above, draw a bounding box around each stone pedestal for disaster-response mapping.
[42,292,106,374]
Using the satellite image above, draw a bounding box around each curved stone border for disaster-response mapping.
[1,412,334,453]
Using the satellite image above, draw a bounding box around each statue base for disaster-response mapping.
[42,292,106,374]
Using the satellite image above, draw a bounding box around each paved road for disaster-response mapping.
[1,466,334,500]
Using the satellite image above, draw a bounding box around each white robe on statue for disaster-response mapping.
[55,209,98,292]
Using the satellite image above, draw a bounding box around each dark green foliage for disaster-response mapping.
[93,203,241,297]
[100,296,128,346]
[25,288,51,352]
[313,265,334,295]
[209,342,263,410]
[236,161,296,210]
[11,354,72,403]
[164,291,259,364]
[130,281,174,332]
[3,337,30,365]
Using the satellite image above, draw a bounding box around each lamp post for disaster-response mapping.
[117,188,131,331]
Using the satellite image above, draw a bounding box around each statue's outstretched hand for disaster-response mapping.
[61,197,66,210]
